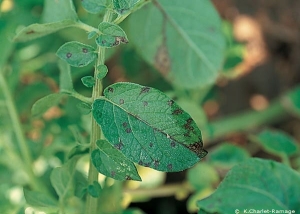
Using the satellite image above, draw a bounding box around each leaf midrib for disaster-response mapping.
[152,0,217,73]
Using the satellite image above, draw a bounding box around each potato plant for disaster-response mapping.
[0,0,300,213]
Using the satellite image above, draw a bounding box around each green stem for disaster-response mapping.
[85,11,114,214]
[0,71,47,192]
[74,21,100,34]
[203,99,287,143]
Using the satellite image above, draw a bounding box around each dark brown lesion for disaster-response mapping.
[26,30,35,34]
[114,140,124,150]
[170,141,176,147]
[122,122,127,127]
[125,175,132,180]
[119,99,124,105]
[185,140,207,158]
[82,48,88,53]
[153,160,160,168]
[66,52,72,58]
[143,101,148,106]
[167,100,174,106]
[167,164,173,170]
[107,87,114,93]
[125,128,132,133]
[140,86,150,94]
[113,37,128,46]
[172,108,183,115]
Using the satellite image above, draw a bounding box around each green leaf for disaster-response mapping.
[97,65,109,80]
[187,163,219,191]
[91,140,142,181]
[81,76,95,88]
[207,143,250,169]
[13,20,77,42]
[58,60,74,92]
[92,82,207,172]
[126,0,225,88]
[251,129,299,157]
[88,31,98,39]
[87,181,102,198]
[24,189,58,211]
[42,0,78,23]
[113,0,140,14]
[197,158,300,213]
[50,157,78,201]
[31,93,65,118]
[82,0,109,14]
[96,22,128,48]
[56,42,97,67]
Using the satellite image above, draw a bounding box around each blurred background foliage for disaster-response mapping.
[0,0,300,213]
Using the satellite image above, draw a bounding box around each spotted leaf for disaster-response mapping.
[92,82,207,172]
[91,140,141,181]
[96,22,128,48]
[113,0,141,14]
[56,42,97,67]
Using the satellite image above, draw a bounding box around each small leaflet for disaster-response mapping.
[97,65,109,80]
[95,22,128,48]
[91,140,142,181]
[81,76,95,88]
[56,42,97,67]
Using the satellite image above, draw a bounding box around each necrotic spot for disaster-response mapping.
[154,160,160,168]
[122,122,127,127]
[26,30,35,34]
[82,48,88,53]
[170,141,176,147]
[111,171,116,177]
[126,128,131,133]
[167,100,174,106]
[107,87,114,93]
[149,142,153,147]
[66,52,72,58]
[172,109,183,115]
[140,87,150,94]
[167,164,173,170]
[143,101,148,106]
[119,99,124,104]
[125,175,132,180]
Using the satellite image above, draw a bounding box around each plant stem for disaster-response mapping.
[85,11,113,214]
[203,99,287,143]
[0,71,47,193]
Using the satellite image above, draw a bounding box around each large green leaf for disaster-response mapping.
[13,20,77,42]
[92,82,207,172]
[24,189,58,211]
[197,158,300,213]
[31,93,65,118]
[207,143,250,169]
[81,0,110,14]
[42,0,78,23]
[50,157,78,201]
[251,129,299,157]
[91,140,141,181]
[126,0,225,88]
